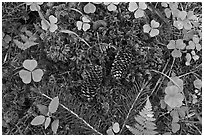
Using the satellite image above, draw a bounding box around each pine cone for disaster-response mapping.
[111,50,133,80]
[80,64,103,101]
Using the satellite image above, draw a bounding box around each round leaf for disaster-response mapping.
[107,3,117,11]
[193,79,202,89]
[45,117,51,129]
[134,9,145,18]
[164,86,184,108]
[186,41,195,49]
[164,8,171,18]
[191,50,196,56]
[178,10,187,20]
[76,21,83,30]
[170,110,179,123]
[160,99,167,109]
[32,69,44,82]
[167,40,176,49]
[49,96,59,113]
[103,2,110,5]
[51,119,59,134]
[19,69,31,84]
[143,24,151,33]
[183,20,192,30]
[49,24,58,32]
[82,16,90,22]
[169,77,184,90]
[139,2,147,10]
[106,127,114,135]
[4,34,11,43]
[128,2,138,12]
[192,54,199,61]
[150,29,159,37]
[173,20,183,30]
[112,122,120,133]
[177,106,188,118]
[31,115,45,125]
[171,122,180,133]
[193,35,200,43]
[23,59,38,71]
[185,53,191,66]
[195,43,201,51]
[49,15,57,24]
[187,11,197,20]
[161,2,168,7]
[169,2,178,10]
[151,20,160,28]
[82,23,90,31]
[171,49,182,58]
[41,19,50,31]
[84,3,96,14]
[30,3,40,11]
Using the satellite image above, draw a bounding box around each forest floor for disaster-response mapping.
[2,2,202,135]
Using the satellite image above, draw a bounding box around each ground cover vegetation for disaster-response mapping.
[2,2,202,135]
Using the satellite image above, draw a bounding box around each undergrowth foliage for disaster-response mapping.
[126,96,158,135]
[2,2,202,135]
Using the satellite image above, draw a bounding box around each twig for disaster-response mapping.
[70,8,83,15]
[150,69,182,91]
[150,59,170,96]
[60,30,91,48]
[119,82,149,134]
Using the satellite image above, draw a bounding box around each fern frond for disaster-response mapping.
[126,96,158,135]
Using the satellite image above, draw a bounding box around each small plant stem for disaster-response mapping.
[150,59,170,96]
[60,30,91,48]
[70,8,83,15]
[178,64,201,78]
[178,71,198,78]
[119,82,149,134]
[180,2,184,11]
[169,57,175,75]
[150,69,182,91]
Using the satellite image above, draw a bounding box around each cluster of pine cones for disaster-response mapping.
[80,49,134,101]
